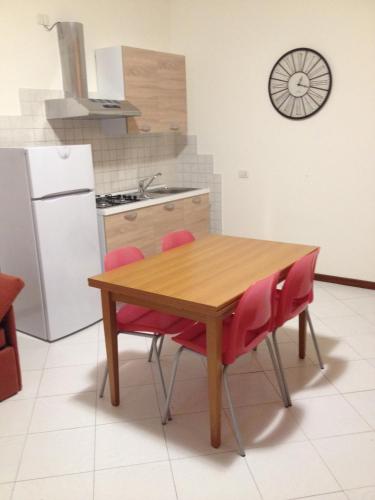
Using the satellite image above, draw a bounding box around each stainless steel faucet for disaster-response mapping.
[138,172,162,197]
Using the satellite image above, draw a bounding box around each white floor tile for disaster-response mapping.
[152,351,207,382]
[157,378,209,415]
[324,360,375,393]
[17,333,49,370]
[98,334,149,361]
[256,341,313,370]
[298,493,347,500]
[230,402,305,449]
[29,392,96,433]
[95,419,168,469]
[0,399,34,437]
[58,322,99,346]
[172,452,261,500]
[0,483,13,500]
[98,358,154,390]
[343,297,375,320]
[290,394,370,439]
[309,297,354,319]
[346,486,375,499]
[9,370,42,401]
[165,411,235,459]
[45,342,98,368]
[345,332,375,359]
[38,365,97,396]
[94,462,176,500]
[246,441,339,500]
[306,336,362,364]
[319,315,374,338]
[323,283,375,301]
[345,390,375,428]
[12,472,93,500]
[225,372,280,407]
[96,385,160,424]
[266,365,338,400]
[0,435,24,483]
[314,432,375,489]
[226,350,263,375]
[18,427,95,480]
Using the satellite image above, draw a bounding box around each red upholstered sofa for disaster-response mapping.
[0,273,25,401]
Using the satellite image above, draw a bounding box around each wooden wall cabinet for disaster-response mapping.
[102,194,209,257]
[96,46,187,134]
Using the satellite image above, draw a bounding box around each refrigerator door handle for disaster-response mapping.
[33,189,92,201]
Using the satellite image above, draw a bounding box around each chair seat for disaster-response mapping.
[117,304,194,335]
[172,316,269,365]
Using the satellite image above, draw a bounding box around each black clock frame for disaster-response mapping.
[268,47,332,120]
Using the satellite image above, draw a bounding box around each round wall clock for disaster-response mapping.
[268,48,332,120]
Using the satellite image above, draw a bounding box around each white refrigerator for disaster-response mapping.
[0,145,102,341]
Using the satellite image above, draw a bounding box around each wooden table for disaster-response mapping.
[88,234,318,448]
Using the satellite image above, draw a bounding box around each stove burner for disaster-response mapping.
[96,193,140,208]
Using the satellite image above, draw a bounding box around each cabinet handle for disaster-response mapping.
[192,197,202,204]
[164,203,175,211]
[140,124,151,133]
[170,124,180,131]
[124,212,137,221]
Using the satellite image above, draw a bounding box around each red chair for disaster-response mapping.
[271,249,323,407]
[161,273,289,457]
[99,246,194,400]
[0,273,25,401]
[161,230,195,252]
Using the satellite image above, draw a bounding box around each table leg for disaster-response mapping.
[206,316,223,448]
[299,310,307,359]
[101,290,119,406]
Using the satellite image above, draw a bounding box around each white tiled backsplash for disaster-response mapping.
[0,89,222,232]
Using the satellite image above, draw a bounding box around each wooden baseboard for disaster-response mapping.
[315,273,375,290]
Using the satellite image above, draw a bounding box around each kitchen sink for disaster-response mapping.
[141,187,199,198]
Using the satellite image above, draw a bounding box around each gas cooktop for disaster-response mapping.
[96,193,140,208]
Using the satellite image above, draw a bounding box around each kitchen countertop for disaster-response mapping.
[96,187,210,216]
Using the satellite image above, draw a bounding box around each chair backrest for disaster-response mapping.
[161,230,195,251]
[104,246,144,272]
[275,249,320,326]
[224,273,279,365]
[0,273,25,322]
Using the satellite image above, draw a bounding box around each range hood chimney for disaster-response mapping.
[45,22,141,120]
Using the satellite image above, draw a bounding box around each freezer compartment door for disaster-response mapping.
[32,191,102,340]
[27,145,94,199]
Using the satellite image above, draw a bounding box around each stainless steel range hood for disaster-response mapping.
[45,22,141,120]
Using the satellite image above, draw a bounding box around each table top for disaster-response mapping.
[89,234,318,314]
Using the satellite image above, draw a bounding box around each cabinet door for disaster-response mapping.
[157,52,187,134]
[122,47,162,134]
[183,194,210,239]
[153,199,185,253]
[104,207,156,257]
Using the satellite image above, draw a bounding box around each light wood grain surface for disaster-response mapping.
[89,234,318,312]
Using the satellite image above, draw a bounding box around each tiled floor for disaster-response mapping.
[1,282,375,499]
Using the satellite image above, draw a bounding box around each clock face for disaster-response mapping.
[268,48,332,119]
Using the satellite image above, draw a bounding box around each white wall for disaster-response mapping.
[0,0,170,115]
[170,0,375,281]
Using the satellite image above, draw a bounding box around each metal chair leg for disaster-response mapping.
[147,335,159,362]
[152,336,172,421]
[265,337,289,408]
[272,330,292,407]
[223,366,245,457]
[99,364,108,398]
[306,309,324,369]
[162,345,184,425]
[157,335,165,357]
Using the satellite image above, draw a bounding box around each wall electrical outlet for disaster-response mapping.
[37,13,50,27]
[238,170,249,179]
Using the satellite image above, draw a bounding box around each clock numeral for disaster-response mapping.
[303,94,319,115]
[308,87,327,105]
[293,51,306,72]
[303,52,318,73]
[270,79,288,94]
[273,67,290,80]
[310,76,330,90]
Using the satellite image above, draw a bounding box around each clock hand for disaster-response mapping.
[297,83,309,88]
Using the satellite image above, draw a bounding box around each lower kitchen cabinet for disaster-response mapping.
[102,194,209,257]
